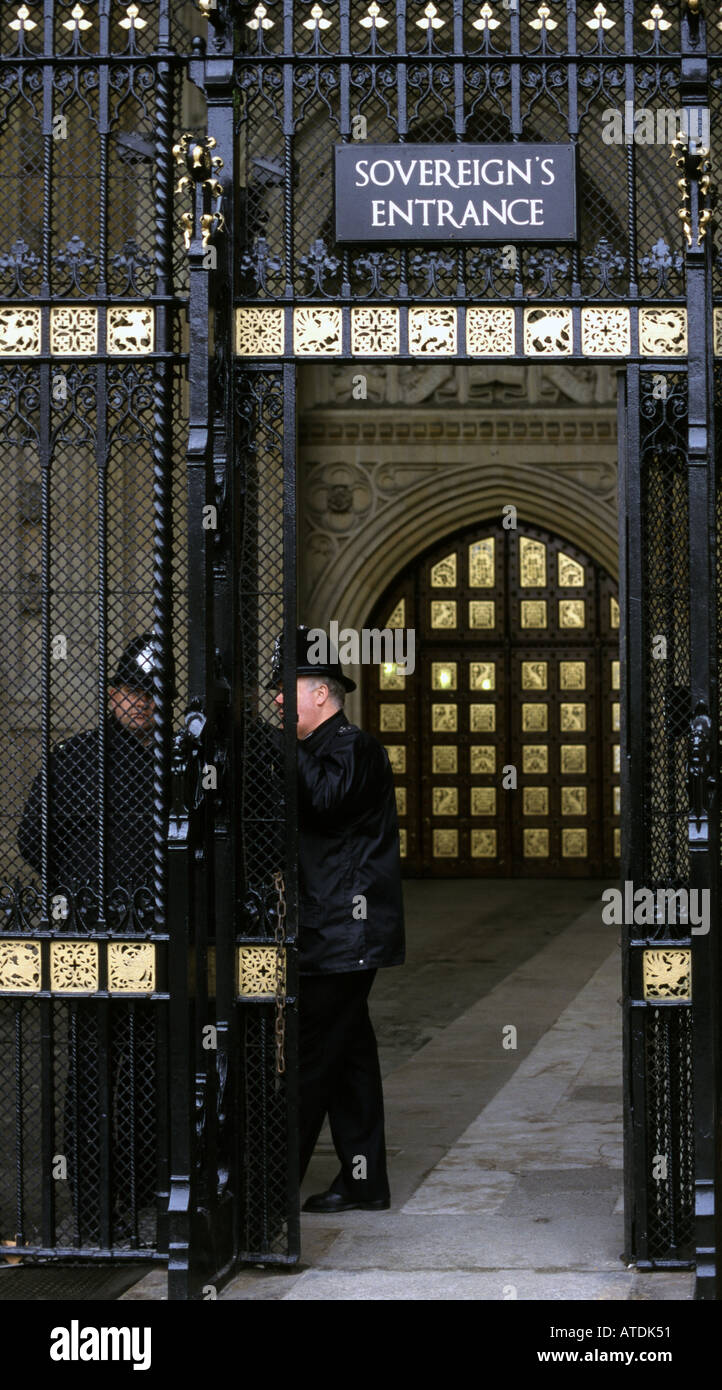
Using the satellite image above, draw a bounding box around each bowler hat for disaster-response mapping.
[267,624,357,693]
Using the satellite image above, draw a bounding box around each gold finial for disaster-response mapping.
[416,3,446,30]
[302,3,332,30]
[63,4,91,30]
[529,2,558,30]
[120,4,147,30]
[472,4,500,31]
[360,2,389,29]
[247,3,274,29]
[642,3,671,29]
[585,3,615,29]
[10,5,37,31]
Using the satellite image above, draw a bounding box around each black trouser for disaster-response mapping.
[298,969,390,1201]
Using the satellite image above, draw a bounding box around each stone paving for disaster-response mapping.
[122,881,695,1302]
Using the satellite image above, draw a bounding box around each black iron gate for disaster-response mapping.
[0,0,720,1299]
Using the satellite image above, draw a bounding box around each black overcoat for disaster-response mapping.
[297,708,405,975]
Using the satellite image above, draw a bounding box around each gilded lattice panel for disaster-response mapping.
[523,307,572,355]
[108,942,156,993]
[0,940,41,992]
[466,306,514,356]
[50,307,98,355]
[107,306,154,354]
[639,308,687,356]
[580,307,630,356]
[642,949,691,1001]
[50,941,99,993]
[237,946,286,996]
[0,307,41,355]
[236,307,285,356]
[714,308,722,356]
[351,306,400,355]
[409,307,457,355]
[293,307,342,355]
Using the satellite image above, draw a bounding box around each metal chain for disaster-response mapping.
[272,869,286,1079]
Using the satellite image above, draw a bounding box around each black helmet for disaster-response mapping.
[112,633,175,697]
[266,624,356,693]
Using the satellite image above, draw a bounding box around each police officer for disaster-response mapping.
[270,626,405,1212]
[18,634,162,1244]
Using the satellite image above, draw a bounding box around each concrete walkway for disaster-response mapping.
[123,881,694,1302]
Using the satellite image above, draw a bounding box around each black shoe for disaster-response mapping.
[302,1190,390,1213]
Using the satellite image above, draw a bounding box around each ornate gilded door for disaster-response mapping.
[366,520,620,877]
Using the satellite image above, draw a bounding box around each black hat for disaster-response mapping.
[267,624,357,693]
[112,634,165,696]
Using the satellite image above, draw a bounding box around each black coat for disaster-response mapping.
[18,716,155,903]
[297,708,405,975]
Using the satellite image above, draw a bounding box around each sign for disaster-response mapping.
[334,143,577,243]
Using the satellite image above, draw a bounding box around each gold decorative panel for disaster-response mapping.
[430,600,457,628]
[522,661,547,690]
[386,598,405,628]
[613,786,621,815]
[580,306,631,356]
[471,787,496,816]
[380,662,405,690]
[557,552,585,587]
[519,537,546,587]
[433,786,458,816]
[613,744,620,773]
[469,538,495,586]
[466,305,515,356]
[293,306,342,355]
[471,829,497,857]
[560,661,586,690]
[433,828,458,857]
[639,307,687,356]
[432,661,457,690]
[469,601,495,628]
[380,703,405,732]
[559,599,585,628]
[108,942,156,994]
[0,307,41,355]
[395,787,407,816]
[399,828,407,857]
[523,745,548,773]
[50,306,97,355]
[431,553,456,586]
[0,940,41,992]
[610,597,620,628]
[611,660,620,690]
[614,827,621,856]
[385,745,406,773]
[522,703,548,732]
[715,307,722,357]
[238,946,285,997]
[470,745,496,774]
[642,949,691,1001]
[521,600,547,628]
[524,828,550,857]
[560,702,586,732]
[470,662,495,691]
[561,745,587,774]
[107,306,154,354]
[562,828,588,857]
[470,704,496,732]
[432,703,458,732]
[236,307,284,356]
[433,746,458,773]
[351,306,400,355]
[612,701,620,731]
[523,787,549,816]
[523,306,573,355]
[50,941,99,993]
[409,306,457,355]
[561,786,587,816]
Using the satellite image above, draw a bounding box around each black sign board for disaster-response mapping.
[334,143,577,243]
